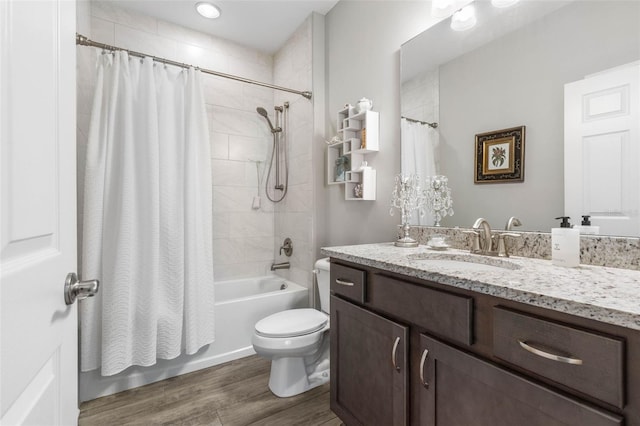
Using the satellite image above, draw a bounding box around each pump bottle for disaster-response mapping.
[551,216,580,267]
[574,215,600,235]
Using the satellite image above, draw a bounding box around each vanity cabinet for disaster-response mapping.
[328,259,638,426]
[327,106,378,200]
[330,295,408,426]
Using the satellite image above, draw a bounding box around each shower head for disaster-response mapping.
[256,106,269,118]
[256,107,281,133]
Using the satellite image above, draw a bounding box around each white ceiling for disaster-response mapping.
[101,0,339,54]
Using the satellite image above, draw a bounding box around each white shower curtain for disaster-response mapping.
[80,51,215,376]
[401,118,439,225]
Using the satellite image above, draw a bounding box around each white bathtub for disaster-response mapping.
[80,276,308,401]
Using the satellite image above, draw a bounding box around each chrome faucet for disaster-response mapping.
[472,218,493,254]
[271,261,290,271]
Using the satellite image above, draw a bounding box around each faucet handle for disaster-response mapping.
[279,237,293,257]
[462,230,481,252]
[496,233,521,257]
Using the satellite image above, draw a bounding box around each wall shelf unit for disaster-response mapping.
[327,106,379,200]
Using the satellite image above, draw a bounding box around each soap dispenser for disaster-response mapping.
[575,215,600,235]
[551,216,580,267]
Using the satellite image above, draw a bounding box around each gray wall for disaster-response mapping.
[321,0,435,249]
[438,1,640,232]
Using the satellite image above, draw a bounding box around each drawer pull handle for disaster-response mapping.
[419,349,429,388]
[335,278,355,287]
[518,340,583,365]
[392,337,401,371]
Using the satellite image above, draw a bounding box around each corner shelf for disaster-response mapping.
[327,106,379,200]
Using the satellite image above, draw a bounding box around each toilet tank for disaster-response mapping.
[314,258,331,313]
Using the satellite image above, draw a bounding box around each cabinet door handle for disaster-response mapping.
[335,278,354,287]
[419,349,429,388]
[391,337,401,371]
[518,339,583,365]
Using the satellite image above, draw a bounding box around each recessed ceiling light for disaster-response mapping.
[196,2,221,19]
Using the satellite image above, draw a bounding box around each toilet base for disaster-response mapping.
[268,356,330,398]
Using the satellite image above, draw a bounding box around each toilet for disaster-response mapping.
[252,258,331,397]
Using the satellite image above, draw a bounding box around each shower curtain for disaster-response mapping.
[80,51,215,376]
[401,118,439,226]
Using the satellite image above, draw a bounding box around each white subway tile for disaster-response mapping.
[212,159,248,187]
[157,20,212,49]
[228,57,272,84]
[210,131,229,160]
[209,106,259,137]
[90,17,115,45]
[114,25,177,59]
[229,212,274,238]
[228,135,269,163]
[202,75,244,109]
[243,85,274,113]
[213,213,230,239]
[213,236,274,265]
[276,212,312,243]
[213,262,271,281]
[174,43,229,74]
[92,1,157,34]
[213,186,256,213]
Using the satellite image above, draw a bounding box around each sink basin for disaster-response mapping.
[406,252,521,271]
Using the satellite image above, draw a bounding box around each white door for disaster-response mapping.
[1,0,79,424]
[564,62,640,236]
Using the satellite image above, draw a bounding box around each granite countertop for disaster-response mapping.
[320,242,640,331]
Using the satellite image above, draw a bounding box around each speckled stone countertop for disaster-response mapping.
[320,243,640,331]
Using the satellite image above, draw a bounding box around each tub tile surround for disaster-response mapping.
[272,17,315,289]
[321,242,640,331]
[76,2,317,401]
[406,226,640,271]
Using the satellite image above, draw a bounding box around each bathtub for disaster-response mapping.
[79,275,308,401]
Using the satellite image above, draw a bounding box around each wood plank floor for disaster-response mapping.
[79,355,342,426]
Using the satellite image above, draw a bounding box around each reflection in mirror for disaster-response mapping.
[400,0,640,236]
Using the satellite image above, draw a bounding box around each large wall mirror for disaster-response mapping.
[400,0,640,236]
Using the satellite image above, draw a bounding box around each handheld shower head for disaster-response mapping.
[256,107,280,133]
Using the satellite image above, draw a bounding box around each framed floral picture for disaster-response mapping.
[474,126,525,183]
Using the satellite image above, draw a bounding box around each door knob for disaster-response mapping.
[64,273,99,305]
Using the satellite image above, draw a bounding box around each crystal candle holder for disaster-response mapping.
[390,174,426,247]
[425,175,454,226]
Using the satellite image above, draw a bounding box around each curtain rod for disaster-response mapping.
[76,34,312,100]
[402,116,438,128]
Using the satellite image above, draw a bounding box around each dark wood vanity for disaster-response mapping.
[329,259,640,426]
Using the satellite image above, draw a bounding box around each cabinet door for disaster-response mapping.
[418,334,622,426]
[331,295,409,426]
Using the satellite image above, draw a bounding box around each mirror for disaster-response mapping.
[401,0,640,236]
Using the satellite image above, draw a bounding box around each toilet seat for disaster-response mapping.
[255,308,328,338]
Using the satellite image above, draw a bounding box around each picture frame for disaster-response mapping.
[474,126,525,183]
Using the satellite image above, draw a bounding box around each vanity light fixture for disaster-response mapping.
[431,0,457,18]
[196,2,221,19]
[450,4,477,31]
[491,0,520,8]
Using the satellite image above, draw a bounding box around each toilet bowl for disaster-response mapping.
[252,258,331,397]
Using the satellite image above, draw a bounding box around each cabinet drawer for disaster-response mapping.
[493,306,625,408]
[368,274,473,346]
[419,334,622,426]
[330,263,366,303]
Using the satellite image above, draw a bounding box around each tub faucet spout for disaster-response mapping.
[271,262,290,271]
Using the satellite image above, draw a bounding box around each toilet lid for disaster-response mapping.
[255,309,328,338]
